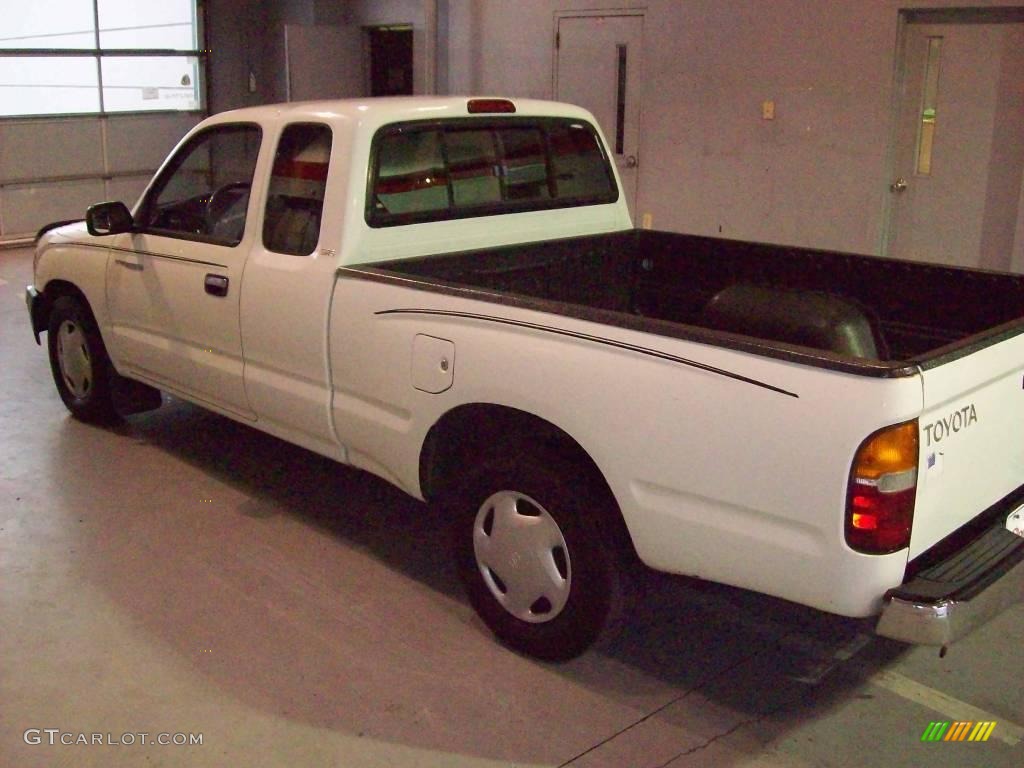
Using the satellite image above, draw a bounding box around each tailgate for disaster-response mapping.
[912,332,1024,558]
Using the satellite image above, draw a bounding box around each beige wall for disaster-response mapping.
[446,0,1024,264]
[6,0,1023,270]
[980,22,1024,270]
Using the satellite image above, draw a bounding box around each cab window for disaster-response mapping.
[262,123,332,256]
[136,124,262,246]
[368,118,617,227]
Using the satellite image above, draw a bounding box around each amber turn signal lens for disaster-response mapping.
[852,421,918,480]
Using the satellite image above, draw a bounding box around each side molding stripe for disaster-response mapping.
[375,308,800,399]
[64,241,228,269]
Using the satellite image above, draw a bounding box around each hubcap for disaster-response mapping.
[57,320,92,399]
[473,491,572,623]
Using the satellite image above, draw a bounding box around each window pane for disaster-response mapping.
[446,129,501,208]
[0,1,96,49]
[548,122,617,201]
[497,128,550,201]
[373,130,448,215]
[0,57,100,116]
[368,119,617,227]
[98,0,197,50]
[915,37,942,176]
[263,124,332,255]
[139,125,261,245]
[101,56,200,112]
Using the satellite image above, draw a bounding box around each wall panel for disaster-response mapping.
[0,113,200,241]
[2,180,104,235]
[0,119,103,183]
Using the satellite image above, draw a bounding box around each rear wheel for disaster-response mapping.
[450,448,628,661]
[47,295,118,423]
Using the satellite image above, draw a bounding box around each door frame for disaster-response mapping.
[880,6,1024,258]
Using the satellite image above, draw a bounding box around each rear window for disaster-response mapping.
[367,118,617,227]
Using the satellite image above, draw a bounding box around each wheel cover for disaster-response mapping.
[56,320,92,399]
[473,491,572,624]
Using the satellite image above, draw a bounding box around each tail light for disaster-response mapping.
[845,421,918,554]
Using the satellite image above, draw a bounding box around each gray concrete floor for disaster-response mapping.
[1,245,1022,767]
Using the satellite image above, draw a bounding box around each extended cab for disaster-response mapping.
[27,97,1024,660]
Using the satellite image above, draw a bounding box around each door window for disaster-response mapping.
[136,123,262,245]
[262,123,332,256]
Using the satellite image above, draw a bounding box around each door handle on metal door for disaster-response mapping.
[204,274,229,297]
[890,177,908,193]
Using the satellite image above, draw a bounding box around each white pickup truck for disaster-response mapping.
[26,97,1024,660]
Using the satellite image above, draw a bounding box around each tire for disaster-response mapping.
[450,448,628,661]
[47,295,118,423]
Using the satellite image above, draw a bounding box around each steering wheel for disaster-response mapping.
[205,182,251,232]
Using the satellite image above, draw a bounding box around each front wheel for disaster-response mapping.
[47,295,118,422]
[450,449,628,661]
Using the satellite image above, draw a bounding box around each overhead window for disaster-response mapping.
[0,0,204,118]
[368,118,618,227]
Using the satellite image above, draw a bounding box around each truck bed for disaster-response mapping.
[350,230,1024,376]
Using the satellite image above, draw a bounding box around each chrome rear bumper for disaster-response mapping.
[876,516,1024,646]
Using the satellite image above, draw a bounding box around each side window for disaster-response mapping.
[263,123,332,256]
[368,118,617,227]
[137,124,262,246]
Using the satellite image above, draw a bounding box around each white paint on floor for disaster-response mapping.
[869,669,1022,746]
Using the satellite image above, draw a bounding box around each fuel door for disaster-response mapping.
[412,334,455,394]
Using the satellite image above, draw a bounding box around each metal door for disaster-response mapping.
[885,13,1024,269]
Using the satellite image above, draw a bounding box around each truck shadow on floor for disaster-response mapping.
[67,397,917,762]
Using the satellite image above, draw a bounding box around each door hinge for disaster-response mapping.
[555,31,560,49]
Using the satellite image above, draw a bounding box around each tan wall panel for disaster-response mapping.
[2,180,104,235]
[105,175,153,210]
[104,114,202,173]
[0,119,103,183]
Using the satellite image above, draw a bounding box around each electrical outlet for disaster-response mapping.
[762,100,775,120]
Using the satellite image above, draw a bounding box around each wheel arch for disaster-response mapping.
[31,280,93,342]
[419,402,639,559]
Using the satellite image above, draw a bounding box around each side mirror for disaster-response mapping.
[86,201,134,236]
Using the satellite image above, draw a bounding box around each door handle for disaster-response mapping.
[204,274,229,297]
[890,177,908,193]
[625,155,638,169]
